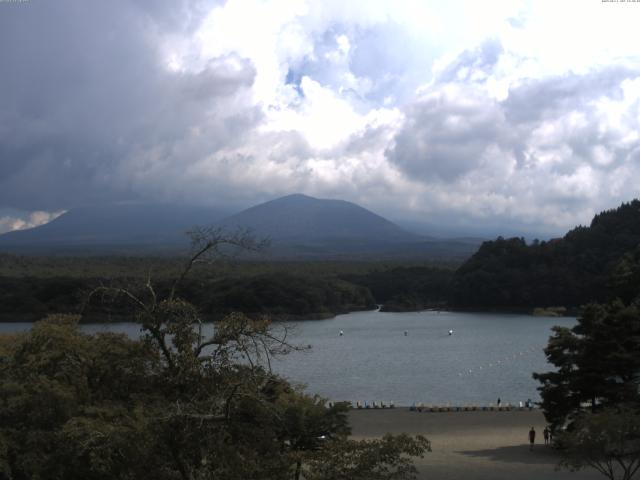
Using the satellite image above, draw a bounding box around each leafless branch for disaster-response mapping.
[169,226,269,302]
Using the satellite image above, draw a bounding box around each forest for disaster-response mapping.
[450,200,640,310]
[0,256,455,322]
[1,200,640,321]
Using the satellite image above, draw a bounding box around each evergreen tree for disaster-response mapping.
[534,302,640,432]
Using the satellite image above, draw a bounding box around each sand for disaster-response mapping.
[348,408,602,480]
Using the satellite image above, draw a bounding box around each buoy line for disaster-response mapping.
[455,346,541,377]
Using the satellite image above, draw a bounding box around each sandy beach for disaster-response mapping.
[348,408,601,480]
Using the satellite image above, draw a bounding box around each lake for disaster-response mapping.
[0,310,573,406]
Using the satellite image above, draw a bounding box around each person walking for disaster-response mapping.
[543,427,550,445]
[497,397,501,408]
[529,426,536,450]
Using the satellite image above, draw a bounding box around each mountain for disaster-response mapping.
[0,204,231,254]
[0,195,482,259]
[450,199,640,309]
[219,194,480,259]
[220,194,418,242]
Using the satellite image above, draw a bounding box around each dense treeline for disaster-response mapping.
[0,276,88,320]
[341,266,453,311]
[0,261,456,321]
[178,273,375,319]
[0,274,375,321]
[0,255,450,280]
[450,200,640,309]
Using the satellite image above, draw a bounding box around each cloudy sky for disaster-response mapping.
[1,0,639,237]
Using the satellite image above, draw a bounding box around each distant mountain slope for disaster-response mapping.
[450,200,640,309]
[0,204,231,253]
[219,194,419,243]
[217,194,482,259]
[0,195,482,259]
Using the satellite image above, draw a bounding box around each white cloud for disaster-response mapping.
[0,210,66,235]
[2,0,640,236]
[386,31,640,234]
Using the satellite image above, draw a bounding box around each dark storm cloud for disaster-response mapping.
[385,40,514,182]
[181,56,256,100]
[387,89,509,181]
[129,0,222,33]
[0,0,256,211]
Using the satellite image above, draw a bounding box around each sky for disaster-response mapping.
[1,0,639,238]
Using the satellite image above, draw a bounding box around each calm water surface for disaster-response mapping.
[0,310,574,406]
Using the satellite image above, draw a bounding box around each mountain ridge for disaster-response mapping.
[219,193,422,243]
[0,194,482,259]
[0,203,232,252]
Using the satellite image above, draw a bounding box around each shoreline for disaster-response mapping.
[0,310,356,324]
[0,304,578,324]
[348,408,599,479]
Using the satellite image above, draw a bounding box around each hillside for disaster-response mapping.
[450,200,640,309]
[220,193,418,242]
[0,195,482,260]
[220,194,481,259]
[0,204,231,254]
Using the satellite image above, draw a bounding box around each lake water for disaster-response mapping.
[0,310,574,406]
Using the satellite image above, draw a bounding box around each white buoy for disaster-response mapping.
[339,330,344,336]
[448,329,453,336]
